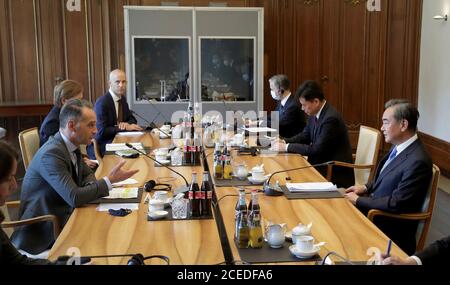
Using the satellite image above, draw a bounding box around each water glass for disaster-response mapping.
[171,149,183,166]
[171,198,188,219]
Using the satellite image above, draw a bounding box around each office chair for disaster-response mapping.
[327,125,382,185]
[367,164,440,251]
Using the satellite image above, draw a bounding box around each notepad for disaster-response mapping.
[116,131,145,136]
[112,178,139,187]
[105,143,144,151]
[242,127,278,133]
[104,187,139,199]
[286,182,338,192]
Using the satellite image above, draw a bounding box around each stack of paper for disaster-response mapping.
[106,143,144,151]
[104,187,139,199]
[286,182,338,192]
[116,131,145,137]
[242,127,278,133]
[112,178,139,187]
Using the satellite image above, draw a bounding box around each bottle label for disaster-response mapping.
[188,191,194,200]
[195,191,203,199]
[207,191,212,199]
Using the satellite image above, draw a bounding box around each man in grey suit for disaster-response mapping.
[11,99,139,255]
[345,99,432,255]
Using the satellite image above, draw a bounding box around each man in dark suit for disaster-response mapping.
[267,74,306,138]
[11,99,139,255]
[381,235,450,265]
[88,69,142,159]
[272,80,354,188]
[345,99,432,255]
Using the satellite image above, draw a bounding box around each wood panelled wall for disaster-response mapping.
[3,0,446,175]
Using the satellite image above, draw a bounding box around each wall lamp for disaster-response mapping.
[433,14,448,21]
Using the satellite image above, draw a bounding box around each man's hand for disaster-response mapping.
[344,192,359,205]
[270,138,287,152]
[381,254,418,265]
[83,157,98,169]
[345,185,368,195]
[127,124,143,131]
[107,160,139,184]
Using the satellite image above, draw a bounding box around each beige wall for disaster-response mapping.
[419,0,450,142]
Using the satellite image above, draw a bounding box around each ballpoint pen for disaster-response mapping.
[385,239,392,257]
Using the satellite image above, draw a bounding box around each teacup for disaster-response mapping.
[160,125,171,132]
[148,199,165,212]
[251,166,265,180]
[154,191,168,201]
[234,164,248,180]
[295,235,314,252]
[292,223,312,244]
[233,134,244,145]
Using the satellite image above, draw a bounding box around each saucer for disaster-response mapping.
[156,159,170,165]
[289,245,320,259]
[248,176,268,184]
[148,210,168,220]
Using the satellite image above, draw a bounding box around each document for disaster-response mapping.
[104,187,139,199]
[242,127,278,133]
[286,182,338,192]
[96,203,139,212]
[112,178,139,187]
[106,142,144,151]
[116,131,145,136]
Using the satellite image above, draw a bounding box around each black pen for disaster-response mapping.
[385,239,392,257]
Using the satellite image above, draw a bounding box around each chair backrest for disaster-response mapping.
[354,125,382,185]
[0,205,13,238]
[18,127,40,170]
[93,139,103,164]
[415,164,440,251]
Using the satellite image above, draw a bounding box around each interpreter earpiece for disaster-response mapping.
[144,180,172,192]
[280,89,285,95]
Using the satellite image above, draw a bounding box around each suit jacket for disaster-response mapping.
[284,102,354,188]
[11,132,109,254]
[88,91,137,158]
[356,139,432,255]
[274,94,306,138]
[39,106,61,146]
[416,235,450,265]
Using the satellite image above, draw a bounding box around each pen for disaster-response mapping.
[385,239,392,257]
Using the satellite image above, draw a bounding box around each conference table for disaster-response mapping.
[48,131,407,265]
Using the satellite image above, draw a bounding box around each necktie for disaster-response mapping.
[73,149,82,185]
[380,147,397,174]
[117,98,123,123]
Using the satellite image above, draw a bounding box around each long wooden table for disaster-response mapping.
[48,132,224,265]
[206,149,408,264]
[49,132,407,265]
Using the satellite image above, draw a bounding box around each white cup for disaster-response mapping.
[149,199,165,212]
[252,169,264,180]
[161,124,171,131]
[295,235,314,252]
[154,191,168,201]
[233,134,244,145]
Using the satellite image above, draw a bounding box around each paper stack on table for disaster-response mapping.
[242,127,278,133]
[104,187,139,199]
[116,131,145,137]
[286,182,338,192]
[106,142,144,151]
[112,178,139,187]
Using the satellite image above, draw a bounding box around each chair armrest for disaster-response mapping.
[326,161,374,181]
[1,215,61,238]
[367,209,431,222]
[5,200,20,209]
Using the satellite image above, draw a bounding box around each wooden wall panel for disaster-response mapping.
[9,0,39,102]
[420,132,450,177]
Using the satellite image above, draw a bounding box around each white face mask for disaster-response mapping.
[271,90,281,101]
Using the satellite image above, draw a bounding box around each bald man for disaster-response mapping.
[88,69,142,159]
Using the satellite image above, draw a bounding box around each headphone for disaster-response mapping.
[144,180,172,192]
[127,254,170,265]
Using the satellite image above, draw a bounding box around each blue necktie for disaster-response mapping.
[380,147,397,174]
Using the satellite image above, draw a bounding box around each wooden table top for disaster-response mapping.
[206,149,408,264]
[49,131,407,265]
[48,132,224,265]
